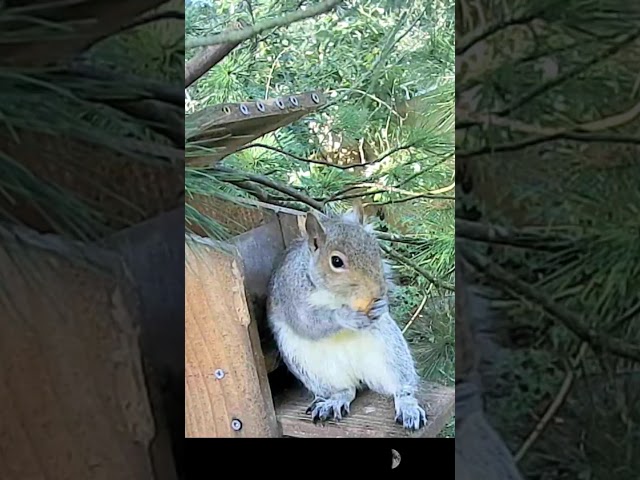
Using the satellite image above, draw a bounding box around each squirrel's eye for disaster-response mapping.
[331,255,344,269]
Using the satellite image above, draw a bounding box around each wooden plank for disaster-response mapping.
[187,196,276,237]
[0,224,166,480]
[185,235,279,438]
[103,207,184,476]
[228,211,306,374]
[274,381,454,438]
[229,221,287,374]
[105,207,184,385]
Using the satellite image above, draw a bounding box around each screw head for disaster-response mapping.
[214,369,224,379]
[231,418,242,431]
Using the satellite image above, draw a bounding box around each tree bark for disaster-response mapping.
[185,22,245,88]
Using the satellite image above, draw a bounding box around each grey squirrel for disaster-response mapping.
[266,203,427,430]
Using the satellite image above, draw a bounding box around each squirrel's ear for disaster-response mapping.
[343,199,366,225]
[305,212,326,251]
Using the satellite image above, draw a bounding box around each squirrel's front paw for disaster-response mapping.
[368,297,389,320]
[339,309,373,330]
[394,396,427,430]
[306,395,352,424]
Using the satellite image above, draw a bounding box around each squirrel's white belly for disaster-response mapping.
[275,322,396,394]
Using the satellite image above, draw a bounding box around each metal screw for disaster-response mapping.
[231,418,242,431]
[214,369,224,379]
[289,96,299,106]
[276,98,285,109]
[256,101,266,112]
[311,93,320,104]
[240,104,250,115]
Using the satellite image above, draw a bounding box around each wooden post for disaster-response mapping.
[185,235,279,437]
[0,225,170,480]
[104,207,185,476]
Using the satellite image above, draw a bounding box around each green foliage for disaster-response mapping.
[0,3,182,240]
[90,5,183,82]
[187,0,456,428]
[458,0,640,475]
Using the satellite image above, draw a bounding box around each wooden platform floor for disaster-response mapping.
[273,381,454,438]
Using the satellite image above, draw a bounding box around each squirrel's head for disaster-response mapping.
[305,201,386,311]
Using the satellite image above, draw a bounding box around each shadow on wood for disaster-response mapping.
[104,207,185,476]
[0,224,175,480]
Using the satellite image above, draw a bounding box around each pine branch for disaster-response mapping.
[87,10,184,49]
[382,245,454,292]
[376,232,431,246]
[224,179,290,208]
[213,165,325,211]
[372,192,455,206]
[185,0,343,48]
[325,154,453,203]
[236,141,419,170]
[456,218,573,251]
[185,21,245,88]
[457,131,640,158]
[460,245,640,363]
[456,12,537,56]
[1,0,168,67]
[496,29,640,116]
[67,62,184,106]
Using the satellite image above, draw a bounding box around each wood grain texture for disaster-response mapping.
[104,208,184,476]
[201,210,306,375]
[185,235,279,438]
[274,381,454,438]
[0,225,162,480]
[187,196,275,238]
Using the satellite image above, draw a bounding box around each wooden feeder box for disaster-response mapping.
[185,204,454,438]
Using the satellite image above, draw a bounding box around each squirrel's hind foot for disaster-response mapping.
[394,396,428,431]
[306,391,354,424]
